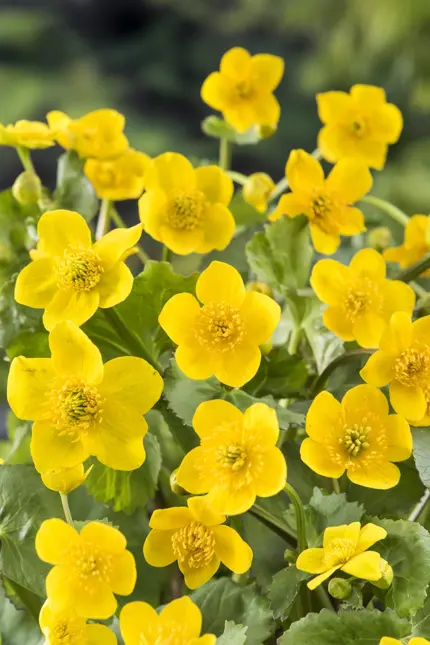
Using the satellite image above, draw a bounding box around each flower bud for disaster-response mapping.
[372,558,393,589]
[367,226,392,251]
[246,281,273,298]
[12,171,42,205]
[243,173,275,214]
[260,337,273,355]
[284,549,297,564]
[328,577,352,600]
[170,469,188,496]
[41,464,93,494]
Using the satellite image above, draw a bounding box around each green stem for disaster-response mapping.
[270,148,322,202]
[228,170,248,185]
[60,493,74,527]
[86,331,131,357]
[332,478,341,494]
[411,281,428,299]
[360,195,409,227]
[96,198,111,240]
[219,138,231,171]
[397,253,430,283]
[288,326,302,355]
[315,585,335,611]
[408,489,430,522]
[16,146,36,173]
[162,245,171,262]
[309,349,373,398]
[109,204,151,264]
[284,482,307,553]
[250,502,297,543]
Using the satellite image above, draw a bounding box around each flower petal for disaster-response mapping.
[49,321,103,383]
[307,566,341,591]
[323,306,354,340]
[316,91,352,123]
[300,438,346,478]
[143,529,176,567]
[342,383,389,418]
[43,289,100,331]
[201,72,232,110]
[250,54,284,91]
[187,496,226,526]
[286,149,325,194]
[31,421,88,472]
[220,47,251,80]
[92,224,142,270]
[306,391,342,442]
[296,548,328,574]
[310,259,349,306]
[381,281,415,319]
[373,103,403,144]
[146,152,195,194]
[97,262,133,309]
[159,293,201,346]
[412,315,430,345]
[89,407,148,470]
[80,521,126,552]
[240,291,281,345]
[384,415,412,462]
[215,342,261,388]
[37,210,92,257]
[353,313,386,349]
[7,357,54,421]
[349,248,386,280]
[176,447,212,495]
[243,402,279,446]
[323,523,361,549]
[160,597,202,638]
[356,523,387,553]
[175,343,217,380]
[341,551,382,581]
[309,225,340,255]
[159,225,204,256]
[120,601,159,644]
[181,556,220,589]
[379,311,412,355]
[207,484,256,516]
[271,192,308,220]
[390,381,426,420]
[351,84,386,106]
[15,258,57,308]
[360,351,395,387]
[110,550,137,595]
[212,525,253,574]
[254,448,287,497]
[348,461,400,489]
[196,261,245,306]
[251,93,281,127]
[138,188,168,240]
[100,356,163,415]
[193,399,243,438]
[195,166,233,205]
[196,204,235,254]
[326,158,373,204]
[86,624,118,645]
[35,518,78,564]
[149,507,193,530]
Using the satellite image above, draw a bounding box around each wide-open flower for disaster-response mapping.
[39,600,117,645]
[159,261,280,387]
[381,639,429,645]
[201,47,284,133]
[384,215,430,276]
[84,148,150,201]
[143,496,253,589]
[138,153,235,255]
[36,519,136,619]
[41,464,93,494]
[361,312,430,424]
[176,400,286,514]
[296,521,387,590]
[47,109,128,159]
[7,321,163,472]
[243,172,275,213]
[15,209,142,330]
[310,248,415,348]
[270,150,372,254]
[0,120,56,148]
[316,85,403,169]
[301,384,412,489]
[120,596,215,645]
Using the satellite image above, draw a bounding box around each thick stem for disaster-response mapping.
[270,148,322,202]
[283,482,307,553]
[332,478,341,494]
[397,253,430,283]
[219,138,231,171]
[95,198,110,240]
[228,170,248,185]
[360,195,409,227]
[60,493,74,527]
[309,349,373,398]
[288,326,302,355]
[162,245,171,262]
[109,205,150,264]
[16,146,36,173]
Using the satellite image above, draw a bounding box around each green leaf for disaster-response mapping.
[201,116,262,145]
[217,621,248,645]
[0,580,43,645]
[6,330,49,359]
[412,428,430,488]
[54,150,98,222]
[242,512,292,586]
[226,389,305,429]
[229,192,266,226]
[244,346,309,398]
[268,566,310,620]
[303,488,364,547]
[300,297,344,374]
[412,596,430,638]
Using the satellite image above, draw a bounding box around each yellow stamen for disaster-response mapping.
[342,278,383,322]
[394,347,430,387]
[56,248,103,292]
[326,537,356,564]
[341,424,371,457]
[171,521,215,569]
[195,302,244,352]
[53,379,103,431]
[167,190,205,231]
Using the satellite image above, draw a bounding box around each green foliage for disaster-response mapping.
[201,116,262,145]
[54,151,98,222]
[216,621,248,645]
[268,566,310,620]
[244,346,309,398]
[412,597,430,639]
[0,580,42,645]
[229,192,267,227]
[303,488,364,547]
[412,428,430,489]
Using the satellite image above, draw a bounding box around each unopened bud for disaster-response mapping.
[243,173,275,214]
[170,469,188,496]
[12,171,42,205]
[373,558,393,590]
[246,281,273,298]
[328,578,352,600]
[41,464,93,494]
[367,226,392,251]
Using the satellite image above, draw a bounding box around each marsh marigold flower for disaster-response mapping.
[7,321,163,472]
[176,400,286,514]
[270,150,372,255]
[301,384,412,489]
[384,215,430,276]
[41,464,93,494]
[317,85,403,170]
[39,600,117,645]
[296,521,387,590]
[15,209,142,330]
[120,596,215,645]
[311,248,415,348]
[159,261,280,387]
[361,311,430,424]
[84,148,150,201]
[243,172,275,213]
[381,640,429,645]
[0,120,56,149]
[201,47,284,133]
[143,496,253,589]
[36,519,136,619]
[138,153,235,255]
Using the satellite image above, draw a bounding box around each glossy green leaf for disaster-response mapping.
[303,488,364,547]
[268,566,310,619]
[217,621,248,645]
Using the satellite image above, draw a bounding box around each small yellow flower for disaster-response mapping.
[84,148,150,201]
[310,248,415,348]
[15,209,142,330]
[316,85,403,170]
[120,596,216,645]
[41,464,93,494]
[176,400,286,515]
[36,519,136,619]
[201,47,284,133]
[0,120,56,149]
[138,153,235,255]
[361,311,430,425]
[270,150,372,255]
[296,521,387,590]
[7,321,163,472]
[144,496,252,589]
[159,261,280,387]
[301,384,412,489]
[47,109,128,159]
[380,640,429,645]
[384,215,430,276]
[39,600,117,645]
[243,172,275,213]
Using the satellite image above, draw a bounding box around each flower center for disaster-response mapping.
[342,278,383,322]
[235,80,254,99]
[309,195,339,234]
[49,619,85,645]
[218,444,247,471]
[326,537,356,564]
[171,521,215,569]
[95,166,116,187]
[195,302,245,352]
[167,190,205,231]
[154,622,186,645]
[350,117,367,138]
[341,424,370,457]
[66,543,113,591]
[56,248,103,292]
[52,379,103,432]
[394,347,430,387]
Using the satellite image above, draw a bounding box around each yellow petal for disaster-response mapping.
[286,149,325,194]
[220,47,252,80]
[110,550,137,595]
[215,342,261,388]
[31,420,88,472]
[196,261,245,307]
[353,138,388,170]
[254,448,287,497]
[310,259,349,306]
[7,357,54,421]
[89,409,148,470]
[195,166,233,205]
[120,601,159,644]
[37,210,92,257]
[390,381,426,420]
[81,521,126,553]
[175,343,217,380]
[360,352,395,387]
[138,188,168,239]
[44,567,75,613]
[342,383,389,418]
[92,224,142,270]
[316,91,352,123]
[159,225,204,256]
[201,72,232,110]
[351,84,386,107]
[349,248,386,280]
[373,103,403,144]
[296,548,328,574]
[181,556,220,589]
[243,402,279,446]
[49,321,103,382]
[193,399,243,438]
[86,624,118,645]
[15,258,57,308]
[197,635,217,645]
[381,281,415,319]
[188,496,226,526]
[348,461,400,490]
[251,93,281,127]
[159,293,201,346]
[176,447,212,495]
[379,639,402,645]
[341,551,382,581]
[212,525,253,573]
[356,523,387,553]
[412,315,430,345]
[317,124,344,164]
[306,391,342,442]
[240,291,281,345]
[100,356,163,415]
[405,215,428,246]
[307,566,341,590]
[300,438,346,478]
[379,311,412,355]
[410,640,430,645]
[353,313,386,349]
[223,104,256,134]
[160,596,202,638]
[149,507,193,530]
[309,225,340,255]
[146,152,195,194]
[207,484,257,516]
[43,288,100,331]
[41,464,88,494]
[324,523,361,549]
[143,529,176,566]
[250,54,284,91]
[384,415,412,462]
[323,306,354,341]
[196,204,235,254]
[97,262,133,309]
[36,518,79,564]
[326,159,373,204]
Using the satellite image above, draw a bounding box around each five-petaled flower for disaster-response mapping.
[243,172,275,213]
[311,248,415,348]
[316,85,403,170]
[159,261,280,387]
[384,214,430,276]
[301,384,412,489]
[7,321,163,472]
[270,150,372,255]
[143,496,253,589]
[0,120,56,149]
[39,600,117,645]
[296,521,388,590]
[176,400,286,514]
[85,148,150,201]
[201,47,284,133]
[36,519,136,619]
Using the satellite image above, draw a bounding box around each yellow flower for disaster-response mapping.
[384,215,430,276]
[120,596,215,645]
[143,496,253,589]
[270,150,372,254]
[246,280,273,297]
[201,47,284,133]
[41,464,93,494]
[47,109,128,159]
[316,85,403,170]
[36,519,136,619]
[15,209,142,330]
[84,149,150,201]
[310,248,415,348]
[296,521,387,590]
[176,400,286,514]
[380,640,429,645]
[39,600,117,645]
[301,384,412,489]
[158,261,280,387]
[138,153,235,255]
[0,120,56,149]
[243,172,275,213]
[7,321,163,472]
[361,311,430,425]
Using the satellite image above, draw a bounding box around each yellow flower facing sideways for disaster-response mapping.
[361,312,430,425]
[0,120,56,149]
[201,47,284,133]
[84,148,150,201]
[159,261,280,387]
[384,215,430,276]
[296,521,388,590]
[243,172,275,213]
[381,639,429,645]
[138,152,235,255]
[317,85,403,170]
[120,596,215,645]
[301,384,412,489]
[39,600,117,645]
[7,321,163,472]
[15,209,142,330]
[176,400,286,514]
[311,248,415,348]
[36,519,136,619]
[143,496,253,589]
[41,463,93,494]
[270,150,372,255]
